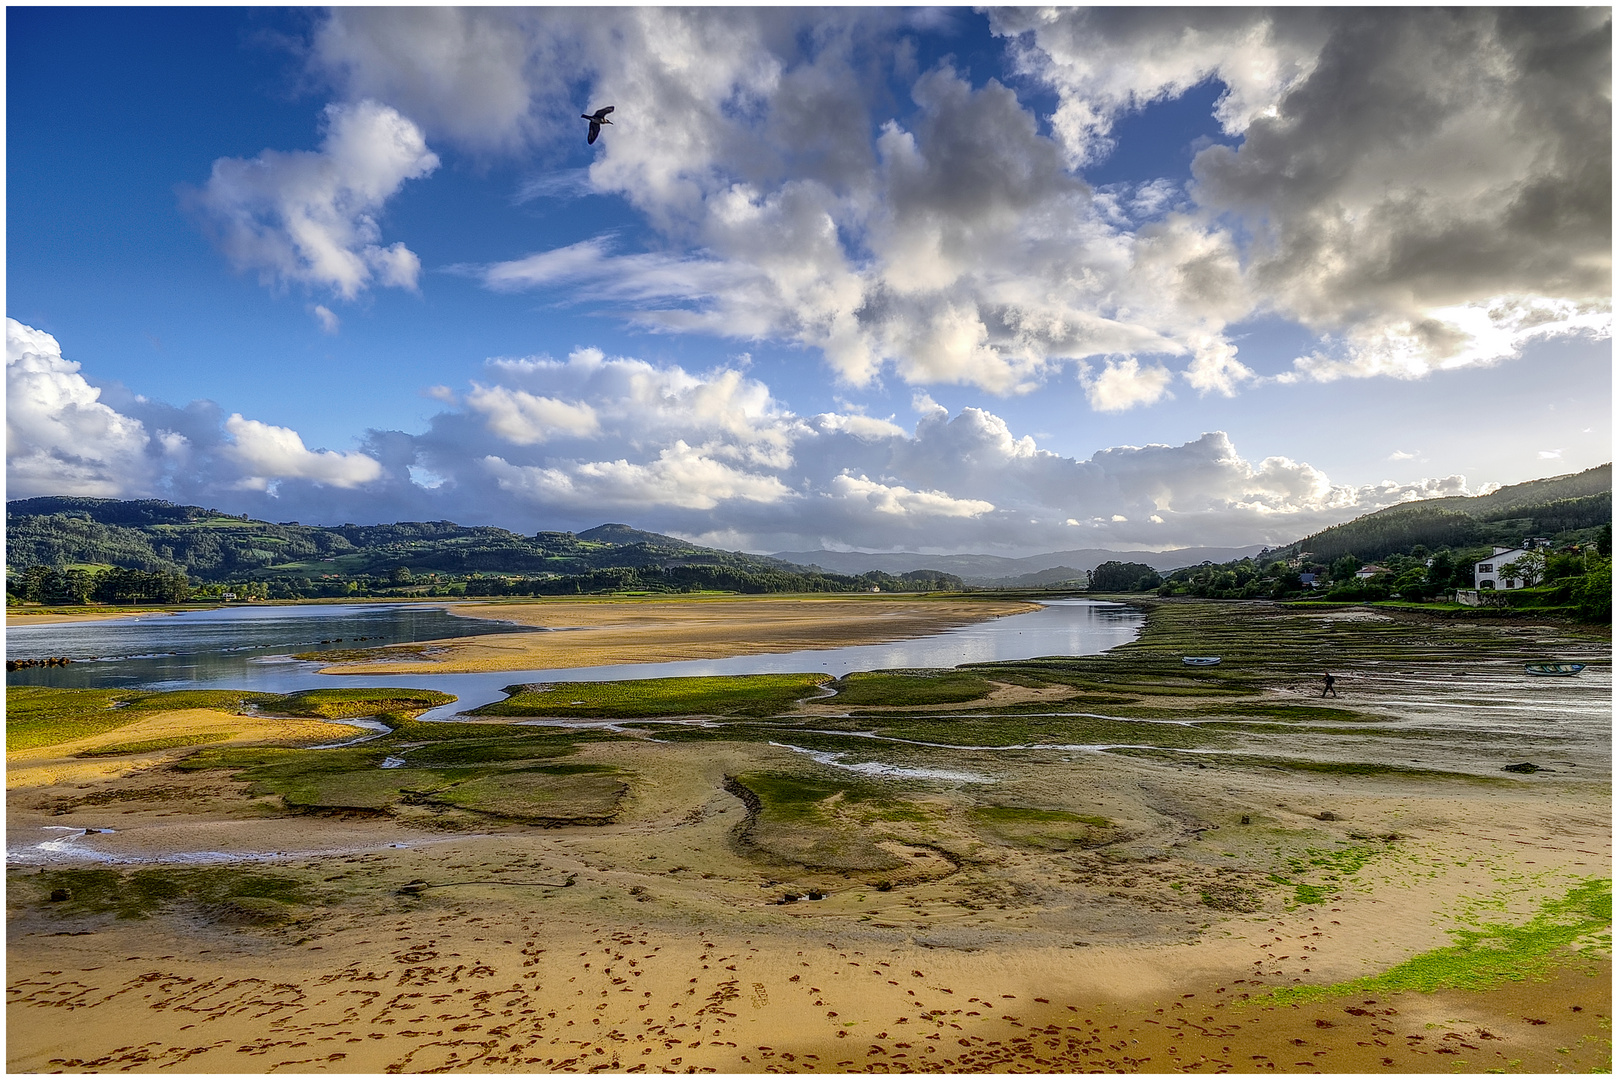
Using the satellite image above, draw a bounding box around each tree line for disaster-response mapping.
[9,565,192,605]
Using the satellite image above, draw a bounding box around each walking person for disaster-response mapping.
[1321,672,1337,698]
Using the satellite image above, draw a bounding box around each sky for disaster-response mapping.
[7,7,1612,556]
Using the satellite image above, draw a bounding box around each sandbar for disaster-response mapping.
[7,608,182,627]
[322,595,1041,674]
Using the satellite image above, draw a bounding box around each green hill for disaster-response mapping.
[5,498,964,601]
[1271,464,1611,565]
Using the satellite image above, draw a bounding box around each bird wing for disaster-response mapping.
[596,106,614,118]
[588,121,601,144]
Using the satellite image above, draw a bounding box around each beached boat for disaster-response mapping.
[1525,662,1585,676]
[1182,656,1221,667]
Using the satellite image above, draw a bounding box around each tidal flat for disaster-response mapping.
[6,598,1610,1073]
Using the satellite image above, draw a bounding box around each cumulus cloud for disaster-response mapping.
[306,10,1248,402]
[1085,357,1175,412]
[7,319,388,503]
[223,415,383,490]
[306,8,1607,404]
[187,100,439,299]
[2,319,1516,555]
[995,7,1613,382]
[6,319,156,498]
[465,385,599,445]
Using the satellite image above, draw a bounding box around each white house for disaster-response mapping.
[1474,540,1548,590]
[1355,564,1390,580]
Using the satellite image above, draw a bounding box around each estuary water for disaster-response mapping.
[6,598,1142,719]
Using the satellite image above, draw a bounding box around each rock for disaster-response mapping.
[1240,815,1251,825]
[1502,762,1542,774]
[49,888,71,902]
[1316,811,1340,821]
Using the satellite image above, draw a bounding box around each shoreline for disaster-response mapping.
[319,595,1044,675]
[8,597,1609,1072]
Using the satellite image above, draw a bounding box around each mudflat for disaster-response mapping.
[319,595,1041,674]
[7,600,1610,1073]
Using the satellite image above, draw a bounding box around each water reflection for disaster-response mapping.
[6,598,1142,718]
[6,603,539,689]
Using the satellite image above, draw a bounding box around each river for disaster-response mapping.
[6,598,1142,718]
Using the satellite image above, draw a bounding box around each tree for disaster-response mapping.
[1498,550,1546,587]
[1330,555,1361,582]
[1087,561,1162,592]
[1574,560,1611,622]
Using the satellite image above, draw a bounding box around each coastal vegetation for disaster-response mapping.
[4,497,963,603]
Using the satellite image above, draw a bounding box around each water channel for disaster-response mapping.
[7,598,1143,718]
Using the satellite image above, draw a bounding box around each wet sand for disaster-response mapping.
[322,596,1040,675]
[8,734,1609,1073]
[8,601,1611,1072]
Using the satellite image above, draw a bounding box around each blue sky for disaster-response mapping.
[8,8,1611,555]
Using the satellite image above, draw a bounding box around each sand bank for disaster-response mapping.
[322,596,1040,675]
[7,608,181,627]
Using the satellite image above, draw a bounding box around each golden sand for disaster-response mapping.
[323,596,1040,674]
[6,608,174,627]
[7,719,1610,1073]
[6,709,361,789]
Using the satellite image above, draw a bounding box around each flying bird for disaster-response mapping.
[582,105,614,144]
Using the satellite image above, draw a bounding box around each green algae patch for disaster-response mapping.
[6,686,458,753]
[269,687,455,719]
[970,804,1116,851]
[1266,878,1612,1004]
[20,865,315,922]
[474,673,830,718]
[728,772,918,872]
[7,688,152,750]
[827,670,996,707]
[5,687,276,751]
[425,766,627,824]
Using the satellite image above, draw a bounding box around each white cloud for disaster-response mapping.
[465,385,599,445]
[1389,449,1418,461]
[311,304,341,334]
[1085,357,1174,412]
[309,8,1607,405]
[827,474,995,518]
[6,319,154,498]
[188,100,439,299]
[4,321,1550,558]
[224,414,383,489]
[484,441,791,511]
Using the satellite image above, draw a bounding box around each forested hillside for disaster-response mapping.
[5,498,962,602]
[1270,465,1611,565]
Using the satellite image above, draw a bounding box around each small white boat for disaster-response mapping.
[1182,656,1222,667]
[1525,662,1585,676]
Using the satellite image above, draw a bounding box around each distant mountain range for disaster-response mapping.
[769,545,1269,585]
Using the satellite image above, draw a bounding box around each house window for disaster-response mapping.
[1478,563,1493,573]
